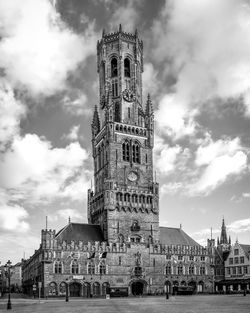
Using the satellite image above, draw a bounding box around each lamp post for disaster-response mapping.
[4,260,12,310]
[65,278,69,302]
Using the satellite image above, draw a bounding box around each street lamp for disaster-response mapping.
[4,260,12,310]
[65,278,69,302]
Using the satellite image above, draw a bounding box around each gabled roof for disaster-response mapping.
[56,223,104,243]
[240,244,250,257]
[160,227,200,246]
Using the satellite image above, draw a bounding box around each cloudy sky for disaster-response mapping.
[0,0,250,264]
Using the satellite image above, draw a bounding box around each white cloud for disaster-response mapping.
[110,0,140,32]
[154,135,182,174]
[57,208,83,220]
[0,134,90,202]
[228,218,250,233]
[62,125,81,142]
[195,136,243,166]
[242,193,250,198]
[192,151,247,195]
[155,94,197,139]
[191,136,248,195]
[0,0,97,96]
[160,182,183,195]
[0,203,29,233]
[0,79,26,150]
[62,93,91,116]
[142,63,159,98]
[153,0,250,134]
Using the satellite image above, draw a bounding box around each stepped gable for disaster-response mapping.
[240,244,250,256]
[55,222,104,243]
[160,227,200,246]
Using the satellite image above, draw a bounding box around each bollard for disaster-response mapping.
[166,292,169,300]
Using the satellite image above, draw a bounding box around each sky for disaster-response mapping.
[0,0,250,265]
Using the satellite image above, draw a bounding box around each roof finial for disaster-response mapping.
[119,24,122,32]
[102,28,106,37]
[46,216,48,230]
[180,223,182,229]
[68,216,71,224]
[135,28,138,37]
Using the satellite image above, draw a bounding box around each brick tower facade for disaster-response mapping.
[88,25,159,243]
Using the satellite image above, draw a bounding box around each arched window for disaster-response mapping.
[112,79,118,97]
[111,58,118,77]
[132,142,140,163]
[59,282,66,295]
[124,58,130,77]
[189,265,194,275]
[166,264,171,275]
[49,282,57,296]
[71,260,79,274]
[114,102,120,122]
[102,282,110,296]
[178,265,183,275]
[99,260,106,275]
[54,261,62,274]
[122,141,130,162]
[88,262,95,275]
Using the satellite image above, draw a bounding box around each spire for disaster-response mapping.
[102,28,106,37]
[91,105,100,136]
[220,217,228,244]
[217,237,219,246]
[229,235,231,245]
[145,93,153,116]
[119,24,122,32]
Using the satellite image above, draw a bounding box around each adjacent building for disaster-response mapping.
[22,26,214,298]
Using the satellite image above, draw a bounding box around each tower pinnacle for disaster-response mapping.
[220,217,228,244]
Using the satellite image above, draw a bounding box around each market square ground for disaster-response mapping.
[0,295,250,313]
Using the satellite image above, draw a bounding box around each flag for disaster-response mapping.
[87,252,95,259]
[99,252,107,259]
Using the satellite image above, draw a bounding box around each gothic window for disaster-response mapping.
[132,142,140,163]
[189,265,194,275]
[54,261,62,274]
[87,262,95,275]
[178,265,183,275]
[111,58,118,77]
[124,58,130,77]
[99,261,106,275]
[200,265,206,275]
[166,264,171,275]
[114,102,120,122]
[71,260,79,274]
[122,141,130,162]
[112,79,118,97]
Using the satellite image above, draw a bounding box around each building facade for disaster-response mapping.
[22,27,214,298]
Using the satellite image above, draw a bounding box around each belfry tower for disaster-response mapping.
[87,26,159,244]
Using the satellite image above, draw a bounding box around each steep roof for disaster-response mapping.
[160,227,200,246]
[240,244,250,256]
[56,223,104,243]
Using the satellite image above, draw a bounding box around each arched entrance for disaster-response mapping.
[131,281,144,296]
[69,282,81,297]
[83,282,91,298]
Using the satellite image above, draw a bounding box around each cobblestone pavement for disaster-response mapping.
[0,295,250,313]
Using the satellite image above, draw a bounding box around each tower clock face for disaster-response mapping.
[123,89,135,102]
[127,171,138,182]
